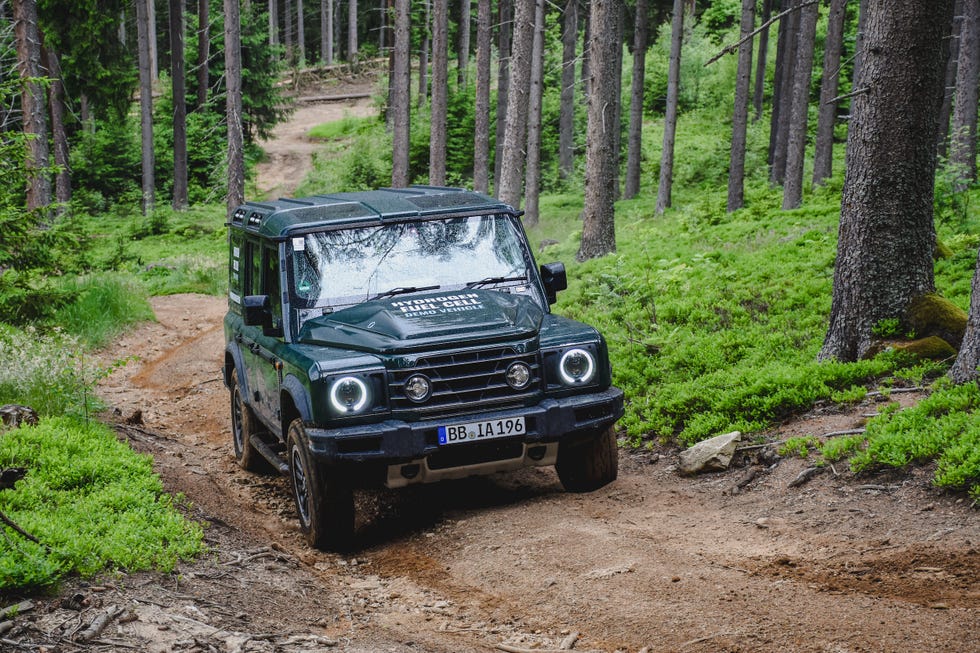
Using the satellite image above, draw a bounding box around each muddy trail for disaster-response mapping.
[7,293,976,653]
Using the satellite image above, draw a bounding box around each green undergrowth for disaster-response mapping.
[0,417,204,591]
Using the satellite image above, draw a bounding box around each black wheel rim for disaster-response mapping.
[291,444,311,527]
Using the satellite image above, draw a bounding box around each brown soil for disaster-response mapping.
[4,84,979,652]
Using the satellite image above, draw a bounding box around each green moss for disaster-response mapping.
[905,292,967,348]
[935,237,954,260]
[887,336,957,361]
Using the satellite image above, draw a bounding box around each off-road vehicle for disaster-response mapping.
[223,186,624,549]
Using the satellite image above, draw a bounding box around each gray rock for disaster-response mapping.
[678,431,742,474]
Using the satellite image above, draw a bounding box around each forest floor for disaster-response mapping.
[4,80,979,653]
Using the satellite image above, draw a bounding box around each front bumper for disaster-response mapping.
[304,387,624,483]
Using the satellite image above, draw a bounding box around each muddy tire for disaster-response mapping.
[556,426,619,492]
[287,419,355,551]
[230,368,271,472]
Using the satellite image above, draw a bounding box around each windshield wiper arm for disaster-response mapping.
[465,275,528,288]
[369,285,440,301]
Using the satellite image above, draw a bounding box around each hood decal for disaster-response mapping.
[297,289,543,353]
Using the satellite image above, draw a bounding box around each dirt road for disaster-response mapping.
[22,293,969,653]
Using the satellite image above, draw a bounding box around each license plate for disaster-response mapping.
[438,416,526,445]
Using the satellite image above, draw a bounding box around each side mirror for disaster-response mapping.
[539,262,568,305]
[243,295,273,329]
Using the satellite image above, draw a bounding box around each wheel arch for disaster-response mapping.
[280,374,313,437]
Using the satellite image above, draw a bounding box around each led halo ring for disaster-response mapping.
[559,348,596,385]
[404,374,432,403]
[329,376,370,413]
[505,362,532,390]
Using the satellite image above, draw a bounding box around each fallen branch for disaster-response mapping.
[0,511,50,553]
[0,601,34,621]
[559,631,580,650]
[75,604,124,643]
[821,428,866,438]
[706,1,818,66]
[788,466,822,488]
[866,386,925,398]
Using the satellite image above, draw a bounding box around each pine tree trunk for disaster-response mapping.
[429,0,448,185]
[950,246,980,382]
[270,0,279,46]
[285,0,294,61]
[322,0,333,64]
[297,0,306,64]
[770,0,799,186]
[781,0,817,210]
[473,0,491,193]
[812,0,847,186]
[580,6,591,101]
[14,0,51,212]
[418,0,429,107]
[726,0,755,213]
[851,0,868,88]
[820,0,953,362]
[493,0,512,190]
[136,0,155,215]
[752,0,771,122]
[951,0,979,188]
[523,0,545,226]
[225,0,245,216]
[655,0,684,214]
[348,0,358,60]
[624,0,648,200]
[578,0,621,261]
[767,0,789,170]
[937,0,962,160]
[558,0,577,181]
[43,46,70,207]
[171,0,189,210]
[390,0,410,186]
[496,0,534,209]
[197,0,210,109]
[457,0,470,87]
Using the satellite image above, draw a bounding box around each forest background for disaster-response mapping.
[1,0,979,590]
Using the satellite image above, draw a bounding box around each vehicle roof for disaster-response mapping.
[228,186,519,239]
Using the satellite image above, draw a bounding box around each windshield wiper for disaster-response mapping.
[369,285,440,301]
[465,275,528,288]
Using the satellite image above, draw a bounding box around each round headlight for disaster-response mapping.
[506,362,532,390]
[329,376,369,413]
[404,374,432,403]
[559,348,596,385]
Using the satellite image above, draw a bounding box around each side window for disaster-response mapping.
[247,239,262,296]
[262,244,282,329]
[229,232,244,297]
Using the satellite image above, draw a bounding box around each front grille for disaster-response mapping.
[389,346,540,418]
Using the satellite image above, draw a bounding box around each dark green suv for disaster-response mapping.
[223,186,623,549]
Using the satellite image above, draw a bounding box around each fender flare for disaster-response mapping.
[224,343,250,404]
[281,373,314,424]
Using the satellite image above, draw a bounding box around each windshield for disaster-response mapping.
[288,214,536,310]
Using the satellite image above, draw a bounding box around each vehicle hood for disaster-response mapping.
[296,289,543,353]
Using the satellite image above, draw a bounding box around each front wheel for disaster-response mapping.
[556,426,619,492]
[287,419,354,551]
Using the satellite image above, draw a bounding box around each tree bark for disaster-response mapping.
[937,0,962,160]
[418,0,429,107]
[624,0,648,200]
[285,0,294,61]
[473,0,491,193]
[225,0,245,217]
[523,0,545,226]
[950,246,980,382]
[578,0,621,261]
[322,0,333,64]
[558,0,577,181]
[348,0,358,60]
[726,0,755,212]
[951,0,979,188]
[197,0,210,109]
[270,0,279,46]
[493,0,512,190]
[819,0,953,362]
[297,0,306,64]
[496,0,534,209]
[429,0,448,185]
[457,0,470,87]
[390,0,410,187]
[136,0,155,215]
[171,0,189,210]
[781,0,817,209]
[851,0,868,88]
[770,0,799,186]
[42,45,70,207]
[811,0,847,186]
[752,0,771,121]
[14,0,51,212]
[656,0,684,214]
